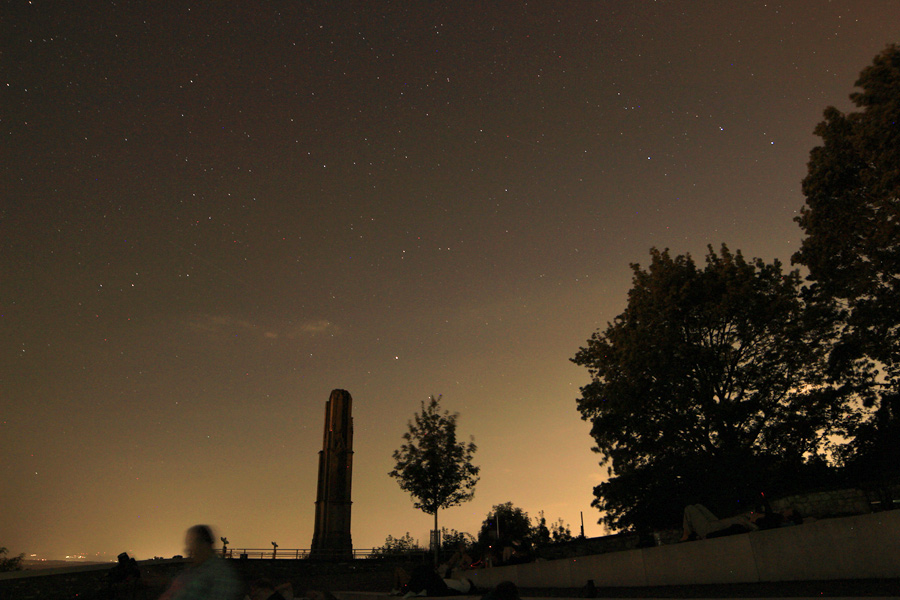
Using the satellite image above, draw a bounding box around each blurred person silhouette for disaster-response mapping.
[107,551,142,597]
[158,524,242,600]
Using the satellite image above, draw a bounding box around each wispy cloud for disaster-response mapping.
[289,319,335,337]
[186,314,339,340]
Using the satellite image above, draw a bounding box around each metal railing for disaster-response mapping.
[221,548,430,560]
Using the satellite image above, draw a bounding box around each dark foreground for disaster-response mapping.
[1,559,898,600]
[518,579,900,598]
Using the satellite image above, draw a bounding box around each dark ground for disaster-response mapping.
[519,579,900,598]
[1,559,898,600]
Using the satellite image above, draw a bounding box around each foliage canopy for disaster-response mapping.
[793,44,900,479]
[572,245,846,531]
[477,502,533,549]
[477,502,574,559]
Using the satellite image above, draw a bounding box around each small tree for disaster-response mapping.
[0,547,24,572]
[548,516,573,544]
[372,532,424,556]
[440,528,475,553]
[477,502,532,549]
[531,511,572,546]
[389,395,479,567]
[532,513,551,547]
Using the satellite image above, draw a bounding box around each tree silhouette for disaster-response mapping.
[389,395,479,567]
[573,245,847,531]
[477,502,532,550]
[793,44,900,481]
[0,547,24,572]
[372,532,424,556]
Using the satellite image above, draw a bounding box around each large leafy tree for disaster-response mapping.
[389,395,479,567]
[793,44,900,478]
[573,246,845,532]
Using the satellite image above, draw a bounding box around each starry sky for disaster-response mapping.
[3,1,899,561]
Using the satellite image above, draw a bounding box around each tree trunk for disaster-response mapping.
[433,510,439,569]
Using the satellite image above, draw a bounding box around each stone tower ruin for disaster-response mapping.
[310,389,354,558]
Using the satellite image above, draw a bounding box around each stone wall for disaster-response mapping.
[771,488,870,518]
[771,483,900,518]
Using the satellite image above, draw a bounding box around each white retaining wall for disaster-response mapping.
[463,511,900,589]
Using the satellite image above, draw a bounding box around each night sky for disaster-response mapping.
[3,1,898,561]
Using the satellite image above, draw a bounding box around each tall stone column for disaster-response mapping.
[310,389,354,559]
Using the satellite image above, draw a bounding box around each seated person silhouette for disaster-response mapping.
[681,504,757,540]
